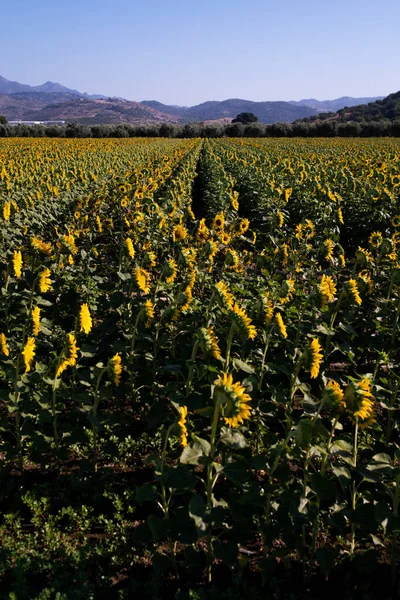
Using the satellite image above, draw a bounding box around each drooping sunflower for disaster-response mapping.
[214,372,252,428]
[319,274,337,308]
[109,353,122,387]
[275,312,287,339]
[200,326,222,360]
[323,379,345,411]
[177,406,188,447]
[134,267,151,294]
[80,303,92,335]
[344,378,375,428]
[57,333,79,377]
[39,268,52,293]
[324,239,334,262]
[22,337,36,373]
[215,281,235,309]
[125,237,135,259]
[230,303,257,340]
[306,338,323,379]
[345,278,362,306]
[13,250,22,278]
[164,258,178,284]
[144,299,155,326]
[32,306,41,337]
[31,236,53,256]
[0,333,10,356]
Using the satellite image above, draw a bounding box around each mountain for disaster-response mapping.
[297,91,400,124]
[0,95,178,124]
[0,74,106,99]
[141,99,316,123]
[290,96,384,113]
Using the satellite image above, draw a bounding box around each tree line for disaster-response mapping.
[1,119,400,138]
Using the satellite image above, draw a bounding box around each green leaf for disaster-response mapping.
[136,483,158,504]
[232,358,255,374]
[189,494,207,534]
[220,428,248,449]
[180,438,210,465]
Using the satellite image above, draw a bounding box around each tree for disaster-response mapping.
[232,112,258,124]
[0,115,7,125]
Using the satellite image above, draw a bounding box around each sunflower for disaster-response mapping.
[215,281,235,309]
[57,333,79,377]
[277,211,284,228]
[391,215,400,228]
[214,372,252,428]
[31,236,53,256]
[213,212,224,230]
[200,326,222,360]
[3,202,11,221]
[134,267,151,294]
[368,231,383,249]
[164,258,178,284]
[306,338,323,379]
[13,250,22,278]
[125,238,135,259]
[239,218,250,235]
[319,274,336,308]
[356,246,373,266]
[22,337,36,373]
[260,293,274,325]
[38,268,52,293]
[345,278,362,305]
[144,299,155,326]
[109,353,122,386]
[337,206,344,224]
[324,239,334,261]
[344,378,375,428]
[230,303,257,340]
[279,278,295,304]
[80,303,92,335]
[120,197,129,208]
[177,406,188,447]
[32,306,41,337]
[323,379,345,411]
[0,333,10,356]
[172,224,188,242]
[275,312,287,339]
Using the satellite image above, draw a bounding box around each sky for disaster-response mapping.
[1,0,399,105]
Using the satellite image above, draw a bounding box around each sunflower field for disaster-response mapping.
[1,137,400,599]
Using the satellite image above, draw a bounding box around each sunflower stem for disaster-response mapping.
[206,398,221,583]
[350,419,359,556]
[225,322,235,369]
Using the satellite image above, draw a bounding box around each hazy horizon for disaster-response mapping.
[2,0,399,105]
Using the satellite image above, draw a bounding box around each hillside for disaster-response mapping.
[141,98,316,123]
[298,91,400,124]
[14,97,178,124]
[290,96,384,113]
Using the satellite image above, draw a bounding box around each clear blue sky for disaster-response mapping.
[1,0,399,105]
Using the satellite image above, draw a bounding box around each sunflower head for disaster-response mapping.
[134,267,151,294]
[344,378,375,428]
[214,372,252,428]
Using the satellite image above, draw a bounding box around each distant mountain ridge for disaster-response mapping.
[0,74,386,125]
[290,96,385,113]
[297,91,400,124]
[0,75,106,99]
